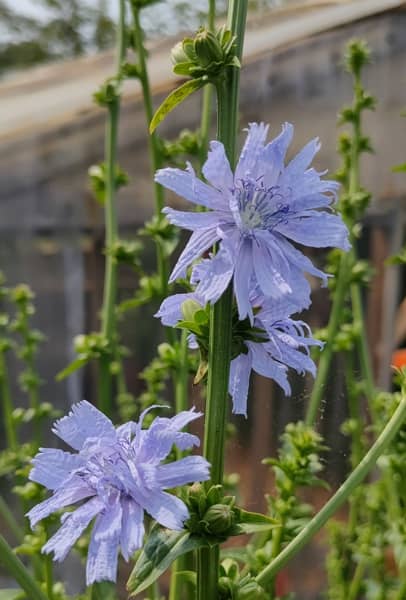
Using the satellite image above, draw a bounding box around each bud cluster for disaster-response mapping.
[185,484,237,541]
[171,25,240,82]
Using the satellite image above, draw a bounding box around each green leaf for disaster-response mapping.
[149,78,207,133]
[127,525,208,595]
[55,357,89,381]
[231,509,277,535]
[0,590,21,600]
[220,546,249,562]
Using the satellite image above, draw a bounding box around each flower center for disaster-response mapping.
[234,179,290,233]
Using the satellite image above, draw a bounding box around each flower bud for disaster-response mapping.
[181,299,203,322]
[194,28,223,68]
[203,503,235,535]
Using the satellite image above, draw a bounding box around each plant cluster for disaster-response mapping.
[0,3,405,600]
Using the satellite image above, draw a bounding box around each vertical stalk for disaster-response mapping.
[198,4,248,600]
[99,2,126,415]
[305,258,350,425]
[130,3,170,303]
[0,534,48,600]
[99,98,120,416]
[0,350,17,450]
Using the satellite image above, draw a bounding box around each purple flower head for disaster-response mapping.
[156,122,350,322]
[229,294,323,416]
[156,292,321,417]
[26,401,210,585]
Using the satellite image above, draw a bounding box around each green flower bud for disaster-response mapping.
[194,28,223,68]
[203,503,235,535]
[181,299,203,322]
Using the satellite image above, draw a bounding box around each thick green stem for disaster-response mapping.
[256,393,406,587]
[197,4,248,600]
[0,350,17,449]
[0,534,48,600]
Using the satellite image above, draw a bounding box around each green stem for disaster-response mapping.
[269,524,283,598]
[197,4,248,600]
[130,4,170,306]
[99,99,120,415]
[169,330,192,600]
[98,0,126,416]
[256,393,406,587]
[305,254,351,425]
[0,350,17,450]
[348,560,366,600]
[0,495,23,542]
[198,0,216,166]
[0,534,48,600]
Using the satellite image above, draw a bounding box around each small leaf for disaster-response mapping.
[230,509,277,535]
[55,357,89,381]
[127,525,208,595]
[150,78,207,133]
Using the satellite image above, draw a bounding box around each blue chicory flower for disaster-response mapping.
[26,401,210,585]
[156,292,322,417]
[155,122,350,322]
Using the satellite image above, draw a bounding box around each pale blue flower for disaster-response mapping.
[26,401,210,585]
[156,292,322,417]
[156,122,349,321]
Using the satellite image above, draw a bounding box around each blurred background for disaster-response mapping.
[0,0,406,597]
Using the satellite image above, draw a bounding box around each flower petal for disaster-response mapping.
[248,342,291,395]
[275,211,350,250]
[86,494,122,585]
[27,479,94,527]
[284,137,321,178]
[42,497,103,561]
[229,352,252,417]
[261,122,294,187]
[236,122,269,181]
[120,498,144,561]
[52,400,116,451]
[203,141,234,193]
[143,490,189,530]
[234,237,254,322]
[155,163,228,210]
[194,247,234,305]
[252,234,292,299]
[155,293,200,326]
[30,448,84,490]
[163,207,227,231]
[169,228,220,282]
[155,456,210,488]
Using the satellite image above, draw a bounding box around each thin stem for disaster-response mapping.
[0,534,48,600]
[0,350,17,450]
[256,393,406,587]
[130,4,170,306]
[99,99,120,415]
[305,255,351,425]
[198,0,216,165]
[348,560,366,600]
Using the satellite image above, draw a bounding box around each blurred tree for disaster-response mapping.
[0,0,116,76]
